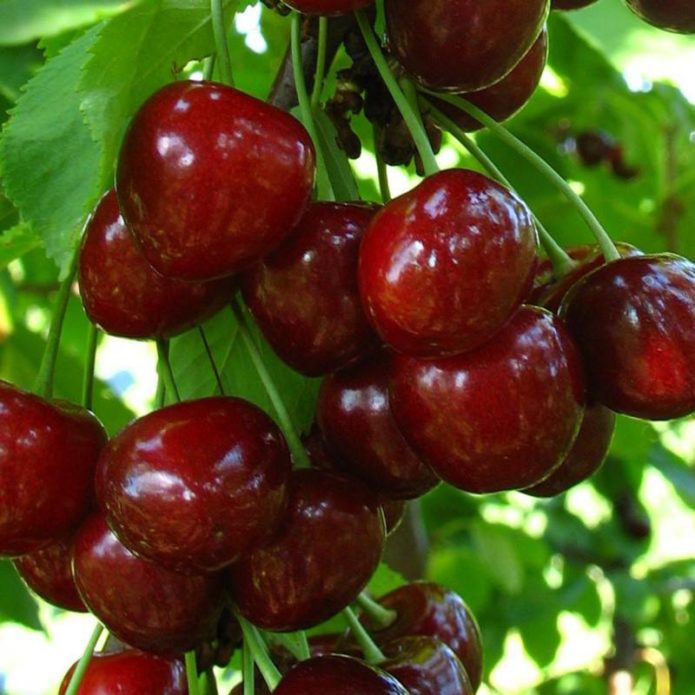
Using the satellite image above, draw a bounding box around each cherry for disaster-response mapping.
[228,469,385,631]
[0,382,107,557]
[274,655,409,694]
[561,254,695,420]
[359,169,538,357]
[242,202,379,376]
[624,0,695,33]
[390,307,585,493]
[59,649,187,694]
[385,0,549,92]
[317,352,439,499]
[14,535,86,612]
[283,0,374,14]
[73,514,224,653]
[97,397,291,574]
[361,582,483,691]
[430,29,548,133]
[523,404,615,497]
[116,80,315,281]
[79,189,235,340]
[552,0,598,8]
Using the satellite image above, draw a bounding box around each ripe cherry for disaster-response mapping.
[385,0,549,92]
[73,514,223,653]
[562,254,695,420]
[359,169,538,357]
[117,81,315,281]
[0,382,107,557]
[624,0,695,33]
[79,189,235,339]
[283,0,374,14]
[97,397,291,574]
[242,202,379,376]
[228,469,385,631]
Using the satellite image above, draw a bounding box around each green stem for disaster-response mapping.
[243,637,255,695]
[156,340,181,403]
[355,9,439,177]
[311,16,328,109]
[343,606,385,664]
[426,101,576,277]
[199,326,225,395]
[430,92,620,262]
[81,323,98,411]
[33,256,78,399]
[373,125,391,203]
[291,13,335,201]
[185,652,201,695]
[211,0,234,86]
[265,630,311,661]
[64,623,104,695]
[203,54,216,81]
[236,612,282,690]
[356,592,397,629]
[155,375,166,409]
[231,298,310,469]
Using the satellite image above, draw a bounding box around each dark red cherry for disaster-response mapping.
[359,169,538,357]
[242,202,380,376]
[117,80,315,281]
[385,0,549,92]
[79,189,235,339]
[390,307,585,493]
[59,649,187,694]
[562,254,695,420]
[283,0,374,14]
[14,535,86,612]
[228,469,385,631]
[0,383,107,557]
[98,397,291,574]
[73,514,223,653]
[625,0,695,33]
[552,0,598,8]
[363,582,483,691]
[317,353,439,499]
[381,636,474,695]
[275,655,409,695]
[430,29,548,132]
[524,404,615,497]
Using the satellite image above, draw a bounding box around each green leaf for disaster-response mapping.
[0,43,43,104]
[366,562,406,598]
[470,522,524,595]
[0,223,41,267]
[0,560,42,631]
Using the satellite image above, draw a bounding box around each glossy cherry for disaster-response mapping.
[98,397,291,574]
[242,202,379,376]
[117,80,315,281]
[59,649,187,694]
[524,404,615,497]
[0,382,107,557]
[228,469,385,631]
[390,307,586,493]
[317,353,439,499]
[73,514,223,653]
[624,0,695,33]
[562,254,695,420]
[359,169,538,357]
[275,655,409,695]
[283,0,374,14]
[552,0,598,8]
[79,189,235,339]
[385,0,549,92]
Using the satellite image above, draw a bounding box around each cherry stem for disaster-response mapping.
[63,622,104,695]
[199,326,225,395]
[243,637,255,695]
[203,54,216,81]
[81,323,98,411]
[356,591,397,629]
[231,297,310,469]
[265,630,311,661]
[426,101,576,278]
[211,0,234,86]
[33,255,78,399]
[343,606,386,664]
[311,16,328,109]
[185,651,201,695]
[236,612,282,690]
[355,9,439,178]
[373,125,391,203]
[156,340,181,403]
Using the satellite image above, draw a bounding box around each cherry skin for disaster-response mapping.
[359,169,538,358]
[552,0,598,8]
[275,655,409,695]
[97,397,291,574]
[242,202,379,376]
[283,0,374,14]
[79,189,235,340]
[117,80,315,281]
[430,28,548,133]
[0,382,107,557]
[624,0,695,33]
[317,352,439,499]
[561,254,695,420]
[524,404,615,497]
[59,649,187,694]
[228,469,386,631]
[14,535,86,612]
[385,0,549,92]
[390,307,586,493]
[73,514,224,654]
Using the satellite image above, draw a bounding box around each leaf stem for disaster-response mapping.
[185,652,201,695]
[311,17,328,109]
[199,326,225,395]
[356,592,397,629]
[156,340,181,403]
[236,612,282,690]
[355,9,438,177]
[81,323,99,411]
[243,637,256,695]
[211,0,234,86]
[343,606,385,664]
[64,623,104,695]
